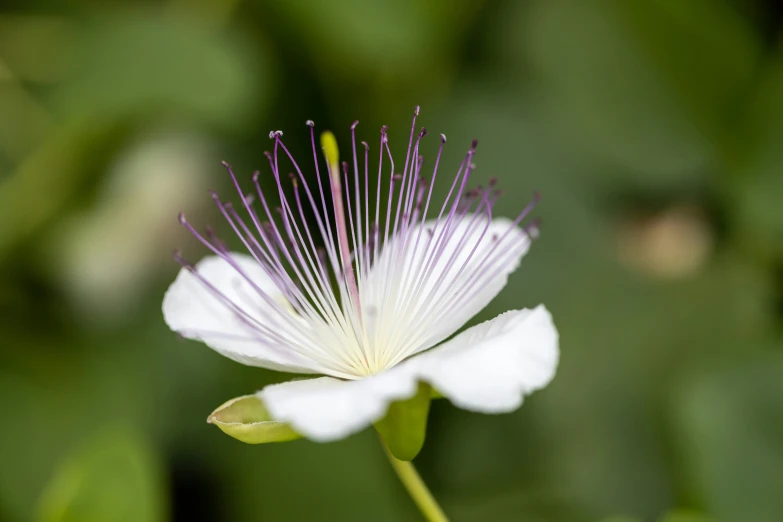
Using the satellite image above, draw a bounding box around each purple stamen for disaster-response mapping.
[174,106,542,376]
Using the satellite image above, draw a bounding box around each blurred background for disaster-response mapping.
[1,0,781,520]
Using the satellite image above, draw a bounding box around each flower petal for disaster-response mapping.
[364,217,533,366]
[260,371,418,442]
[259,305,557,442]
[414,217,533,350]
[162,254,320,374]
[408,305,559,412]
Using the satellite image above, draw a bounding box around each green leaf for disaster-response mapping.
[36,427,166,522]
[49,13,269,132]
[659,510,716,522]
[517,0,760,183]
[267,0,479,76]
[672,351,783,522]
[374,382,431,461]
[207,394,301,444]
[727,60,783,260]
[0,120,129,260]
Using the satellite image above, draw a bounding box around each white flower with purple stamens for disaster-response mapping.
[163,107,559,449]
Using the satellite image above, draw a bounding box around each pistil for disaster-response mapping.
[321,131,363,323]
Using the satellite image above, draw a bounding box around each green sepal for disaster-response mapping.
[374,382,432,461]
[207,394,301,444]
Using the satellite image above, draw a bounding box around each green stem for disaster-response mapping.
[382,440,449,522]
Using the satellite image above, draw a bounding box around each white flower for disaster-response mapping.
[163,108,559,442]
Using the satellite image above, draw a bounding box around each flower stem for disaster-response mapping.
[381,441,450,522]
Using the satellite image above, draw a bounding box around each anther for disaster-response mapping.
[361,140,369,150]
[525,218,542,239]
[414,105,420,116]
[440,133,447,143]
[178,212,187,225]
[471,138,478,150]
[173,251,195,270]
[305,120,314,127]
[351,120,359,130]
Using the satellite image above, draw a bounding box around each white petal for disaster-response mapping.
[260,369,418,442]
[409,305,559,412]
[162,254,319,374]
[259,306,558,441]
[365,217,532,364]
[416,217,532,350]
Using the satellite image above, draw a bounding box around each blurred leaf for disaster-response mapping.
[659,510,716,522]
[516,0,760,183]
[727,59,783,260]
[215,431,418,521]
[375,382,431,461]
[0,121,127,260]
[36,427,166,522]
[0,82,53,161]
[0,15,73,83]
[49,12,269,132]
[671,351,783,522]
[267,0,478,76]
[208,394,301,444]
[446,481,594,522]
[264,0,481,119]
[423,81,775,520]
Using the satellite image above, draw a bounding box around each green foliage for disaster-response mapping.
[48,12,269,131]
[659,511,716,522]
[35,427,165,522]
[672,352,783,522]
[0,121,128,259]
[208,394,301,444]
[518,0,759,183]
[729,59,783,260]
